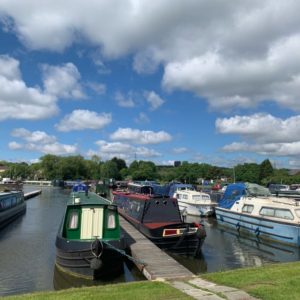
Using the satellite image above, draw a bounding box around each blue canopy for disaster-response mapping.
[72,183,88,193]
[218,182,246,209]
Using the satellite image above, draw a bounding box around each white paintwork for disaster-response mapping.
[173,189,216,216]
[228,195,300,223]
[80,207,103,239]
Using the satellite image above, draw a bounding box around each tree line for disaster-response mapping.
[1,155,300,186]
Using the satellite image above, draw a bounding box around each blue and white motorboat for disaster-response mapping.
[167,183,216,217]
[215,182,300,247]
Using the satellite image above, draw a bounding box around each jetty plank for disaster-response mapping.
[119,216,194,280]
[24,190,42,200]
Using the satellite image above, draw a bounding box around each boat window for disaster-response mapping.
[128,199,142,219]
[11,196,17,206]
[242,204,254,213]
[260,207,294,220]
[0,198,12,210]
[274,209,294,220]
[260,207,275,217]
[68,211,79,229]
[295,209,300,218]
[107,210,116,229]
[183,194,188,200]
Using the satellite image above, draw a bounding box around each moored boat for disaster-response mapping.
[112,182,206,256]
[55,184,126,280]
[0,190,26,229]
[215,182,300,247]
[171,187,216,217]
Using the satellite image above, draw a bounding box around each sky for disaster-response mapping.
[0,1,300,169]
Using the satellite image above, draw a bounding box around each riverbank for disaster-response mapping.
[1,281,192,300]
[3,261,300,300]
[203,260,300,300]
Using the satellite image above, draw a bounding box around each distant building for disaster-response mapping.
[174,161,181,167]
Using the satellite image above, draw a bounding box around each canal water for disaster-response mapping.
[1,186,300,296]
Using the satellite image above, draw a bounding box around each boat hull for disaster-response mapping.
[119,209,205,256]
[0,202,26,229]
[215,207,300,247]
[179,201,215,217]
[55,236,125,280]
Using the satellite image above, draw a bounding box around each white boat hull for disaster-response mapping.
[215,207,300,247]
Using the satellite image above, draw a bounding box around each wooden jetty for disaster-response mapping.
[23,180,52,186]
[24,190,42,200]
[119,216,194,281]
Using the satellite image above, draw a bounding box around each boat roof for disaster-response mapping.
[175,189,210,196]
[0,190,23,197]
[113,190,169,200]
[68,191,113,206]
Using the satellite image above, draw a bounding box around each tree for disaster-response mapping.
[259,159,274,183]
[40,154,61,179]
[235,163,260,183]
[128,160,157,180]
[100,161,119,179]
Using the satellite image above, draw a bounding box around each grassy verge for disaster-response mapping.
[202,261,300,300]
[3,281,193,300]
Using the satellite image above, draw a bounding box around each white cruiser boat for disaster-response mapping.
[172,187,216,217]
[216,182,300,246]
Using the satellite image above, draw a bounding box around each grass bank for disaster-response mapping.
[3,281,192,300]
[203,261,300,300]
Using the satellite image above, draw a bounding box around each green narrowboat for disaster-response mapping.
[55,184,126,280]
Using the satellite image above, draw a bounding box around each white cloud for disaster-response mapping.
[86,82,106,95]
[0,55,58,121]
[42,63,85,99]
[56,110,112,132]
[218,113,300,157]
[110,128,172,144]
[173,147,188,154]
[114,91,135,108]
[144,91,164,110]
[9,128,78,155]
[8,141,23,150]
[88,140,161,161]
[11,128,56,144]
[216,114,300,143]
[134,112,150,124]
[222,141,300,157]
[2,1,300,112]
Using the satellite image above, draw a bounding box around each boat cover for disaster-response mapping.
[218,182,271,209]
[72,183,88,193]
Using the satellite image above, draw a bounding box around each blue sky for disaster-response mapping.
[1,1,300,168]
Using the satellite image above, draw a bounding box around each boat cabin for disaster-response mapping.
[63,192,120,241]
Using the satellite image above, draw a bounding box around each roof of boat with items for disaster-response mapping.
[68,191,113,206]
[219,182,273,209]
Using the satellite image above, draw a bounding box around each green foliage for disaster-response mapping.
[259,159,274,183]
[129,160,157,180]
[3,281,192,300]
[100,161,119,179]
[111,157,127,171]
[40,154,62,179]
[235,163,260,183]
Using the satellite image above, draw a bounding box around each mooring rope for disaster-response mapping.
[101,240,147,267]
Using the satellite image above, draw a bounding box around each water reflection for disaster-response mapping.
[53,260,145,290]
[172,216,300,274]
[2,186,300,296]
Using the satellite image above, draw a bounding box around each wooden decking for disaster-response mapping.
[119,216,194,281]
